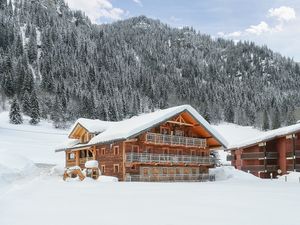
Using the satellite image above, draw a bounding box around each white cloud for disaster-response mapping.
[219,6,297,37]
[268,6,296,22]
[133,0,143,7]
[245,21,270,35]
[65,0,125,23]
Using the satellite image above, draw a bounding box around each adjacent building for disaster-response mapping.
[227,124,300,178]
[55,105,228,182]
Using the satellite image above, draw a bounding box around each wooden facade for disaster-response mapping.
[228,131,300,178]
[62,110,225,182]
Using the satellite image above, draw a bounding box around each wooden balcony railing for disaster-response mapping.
[126,152,216,165]
[125,173,215,182]
[241,152,278,160]
[241,165,279,172]
[79,157,93,165]
[286,151,300,158]
[145,132,206,148]
[287,164,300,171]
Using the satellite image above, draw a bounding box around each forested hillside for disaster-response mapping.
[1,0,300,129]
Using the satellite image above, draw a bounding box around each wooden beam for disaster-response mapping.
[166,120,195,126]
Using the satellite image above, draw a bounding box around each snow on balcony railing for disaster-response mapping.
[126,152,216,165]
[125,173,215,182]
[145,132,206,148]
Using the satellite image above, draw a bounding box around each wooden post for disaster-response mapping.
[292,134,296,171]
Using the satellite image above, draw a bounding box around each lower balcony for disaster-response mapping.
[287,164,300,171]
[125,173,215,182]
[241,165,279,172]
[126,152,216,165]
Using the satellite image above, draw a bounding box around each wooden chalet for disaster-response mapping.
[55,105,228,182]
[227,123,300,178]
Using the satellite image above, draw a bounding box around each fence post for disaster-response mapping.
[285,175,287,182]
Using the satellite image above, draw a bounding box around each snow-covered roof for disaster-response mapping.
[70,118,116,134]
[227,123,300,150]
[56,105,228,152]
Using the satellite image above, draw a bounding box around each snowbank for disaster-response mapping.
[210,166,259,181]
[99,175,118,182]
[278,172,300,183]
[0,152,38,190]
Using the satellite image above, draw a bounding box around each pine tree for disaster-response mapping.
[27,29,37,64]
[9,97,23,124]
[29,90,40,125]
[286,110,296,125]
[21,90,31,115]
[224,102,234,123]
[262,110,269,131]
[272,109,281,129]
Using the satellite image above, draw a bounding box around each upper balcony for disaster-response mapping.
[241,152,278,160]
[286,151,300,158]
[145,132,207,148]
[126,152,216,165]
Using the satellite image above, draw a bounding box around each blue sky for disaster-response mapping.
[65,0,300,61]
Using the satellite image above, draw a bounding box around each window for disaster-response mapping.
[192,168,197,174]
[177,150,183,155]
[191,150,196,156]
[87,150,93,157]
[163,148,169,155]
[68,152,75,160]
[101,165,105,174]
[114,164,119,173]
[161,127,170,134]
[101,148,105,155]
[114,146,120,155]
[132,145,139,153]
[80,150,86,158]
[175,130,184,136]
[143,168,149,176]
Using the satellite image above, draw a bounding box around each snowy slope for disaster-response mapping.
[0,112,67,164]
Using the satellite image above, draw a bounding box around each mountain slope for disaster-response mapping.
[0,0,300,128]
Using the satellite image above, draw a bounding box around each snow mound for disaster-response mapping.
[49,165,65,176]
[210,166,259,181]
[99,175,118,182]
[0,152,38,189]
[278,172,300,183]
[85,160,98,168]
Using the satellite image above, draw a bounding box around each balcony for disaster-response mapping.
[286,151,300,158]
[145,132,206,148]
[241,152,278,160]
[126,152,216,165]
[79,157,93,165]
[226,155,235,161]
[125,173,215,182]
[241,165,279,172]
[287,164,300,171]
